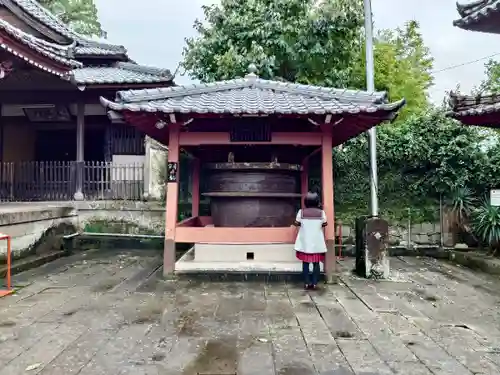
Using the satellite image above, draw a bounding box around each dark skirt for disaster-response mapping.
[296,251,325,263]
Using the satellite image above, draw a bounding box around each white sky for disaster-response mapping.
[94,0,500,104]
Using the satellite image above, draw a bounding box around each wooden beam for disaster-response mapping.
[179,132,323,146]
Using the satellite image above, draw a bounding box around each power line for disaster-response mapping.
[431,52,500,74]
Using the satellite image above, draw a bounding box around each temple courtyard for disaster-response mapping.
[0,250,500,374]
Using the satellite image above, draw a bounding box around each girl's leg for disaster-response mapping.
[311,262,321,286]
[302,262,311,288]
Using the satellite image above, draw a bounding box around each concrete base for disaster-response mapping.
[176,245,324,274]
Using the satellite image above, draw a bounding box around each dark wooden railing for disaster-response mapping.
[0,161,144,202]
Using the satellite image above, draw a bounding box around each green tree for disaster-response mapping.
[182,0,364,87]
[478,59,500,93]
[38,0,105,38]
[351,20,434,122]
[333,111,487,224]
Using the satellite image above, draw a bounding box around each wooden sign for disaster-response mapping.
[24,105,71,122]
[167,162,178,183]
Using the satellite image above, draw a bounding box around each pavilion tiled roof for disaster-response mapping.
[4,0,126,57]
[72,62,173,85]
[453,0,500,32]
[100,70,405,116]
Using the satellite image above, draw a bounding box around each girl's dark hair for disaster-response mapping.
[304,191,321,209]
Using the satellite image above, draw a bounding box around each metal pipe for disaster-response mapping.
[82,232,164,239]
[63,232,164,240]
[363,0,379,217]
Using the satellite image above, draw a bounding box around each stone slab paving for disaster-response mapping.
[1,251,500,374]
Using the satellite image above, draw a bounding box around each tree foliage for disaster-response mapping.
[351,21,434,123]
[478,59,500,94]
[334,111,493,224]
[182,0,364,87]
[38,0,105,37]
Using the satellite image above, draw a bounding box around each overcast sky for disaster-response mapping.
[94,0,500,103]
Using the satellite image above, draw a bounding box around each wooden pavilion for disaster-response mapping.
[0,0,174,202]
[449,1,500,124]
[101,65,406,280]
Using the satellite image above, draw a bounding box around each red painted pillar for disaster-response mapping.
[321,125,336,283]
[301,160,309,207]
[164,123,180,277]
[191,158,200,217]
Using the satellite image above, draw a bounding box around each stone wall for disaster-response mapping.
[0,201,165,263]
[339,222,451,247]
[75,201,165,234]
[0,205,78,261]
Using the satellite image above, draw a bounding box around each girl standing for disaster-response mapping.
[293,192,328,290]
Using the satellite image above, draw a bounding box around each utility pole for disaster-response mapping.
[363,0,379,217]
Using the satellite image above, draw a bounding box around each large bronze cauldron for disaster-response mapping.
[203,162,301,227]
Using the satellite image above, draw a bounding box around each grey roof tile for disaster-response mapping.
[5,0,127,57]
[100,72,405,116]
[72,62,173,85]
[453,0,500,30]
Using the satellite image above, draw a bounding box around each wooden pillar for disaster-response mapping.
[301,159,308,207]
[321,125,336,283]
[191,158,200,217]
[74,101,85,201]
[164,123,180,277]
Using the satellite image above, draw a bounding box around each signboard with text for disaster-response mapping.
[490,189,500,206]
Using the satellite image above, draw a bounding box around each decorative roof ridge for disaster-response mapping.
[6,0,126,54]
[115,76,387,104]
[114,62,173,78]
[0,17,81,67]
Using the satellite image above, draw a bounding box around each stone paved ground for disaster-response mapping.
[1,250,500,375]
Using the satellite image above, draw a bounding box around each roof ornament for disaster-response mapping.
[245,63,258,79]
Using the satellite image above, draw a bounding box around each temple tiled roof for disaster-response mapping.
[0,1,174,85]
[100,70,405,116]
[3,0,127,57]
[448,92,500,117]
[453,0,500,32]
[0,18,80,68]
[72,62,173,85]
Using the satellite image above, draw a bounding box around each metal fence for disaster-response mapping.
[0,161,144,202]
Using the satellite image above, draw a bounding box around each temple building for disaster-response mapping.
[449,1,500,126]
[0,0,174,202]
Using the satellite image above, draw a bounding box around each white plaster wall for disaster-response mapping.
[194,243,298,262]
